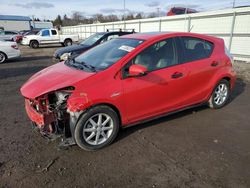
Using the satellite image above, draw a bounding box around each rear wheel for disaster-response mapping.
[74,105,120,151]
[0,52,7,64]
[30,40,39,48]
[64,39,72,46]
[208,79,230,109]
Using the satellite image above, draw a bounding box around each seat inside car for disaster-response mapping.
[134,49,155,71]
[155,41,175,69]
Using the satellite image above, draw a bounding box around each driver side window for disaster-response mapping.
[122,37,177,78]
[41,30,50,36]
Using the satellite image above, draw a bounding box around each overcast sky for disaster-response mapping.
[0,0,249,20]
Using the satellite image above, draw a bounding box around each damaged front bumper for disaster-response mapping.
[24,92,71,140]
[25,99,55,128]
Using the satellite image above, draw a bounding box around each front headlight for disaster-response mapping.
[60,52,71,61]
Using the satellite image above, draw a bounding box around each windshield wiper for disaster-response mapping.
[65,58,96,72]
[80,61,97,72]
[65,58,84,70]
[65,58,75,66]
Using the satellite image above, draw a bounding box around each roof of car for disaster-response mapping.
[120,32,172,40]
[97,31,133,35]
[120,32,219,42]
[0,15,31,21]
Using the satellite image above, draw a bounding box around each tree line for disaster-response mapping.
[53,11,162,27]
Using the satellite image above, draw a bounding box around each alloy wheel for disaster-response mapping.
[214,83,228,105]
[83,113,114,145]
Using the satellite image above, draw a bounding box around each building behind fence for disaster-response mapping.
[62,7,250,62]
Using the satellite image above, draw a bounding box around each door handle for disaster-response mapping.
[171,72,183,79]
[211,61,219,67]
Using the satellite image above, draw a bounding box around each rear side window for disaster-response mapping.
[51,30,57,35]
[180,37,214,63]
[5,31,16,35]
[172,8,185,14]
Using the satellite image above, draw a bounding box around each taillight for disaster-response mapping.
[11,45,18,50]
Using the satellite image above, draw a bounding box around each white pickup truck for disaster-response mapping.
[21,29,79,48]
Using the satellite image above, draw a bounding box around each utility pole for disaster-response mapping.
[32,15,35,29]
[123,0,126,21]
[123,0,126,30]
[157,7,160,17]
[233,0,236,8]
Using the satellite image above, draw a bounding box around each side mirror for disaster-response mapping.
[129,64,147,77]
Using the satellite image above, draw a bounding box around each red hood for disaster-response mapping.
[20,62,95,99]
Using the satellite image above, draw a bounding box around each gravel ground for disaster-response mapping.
[0,45,250,188]
[233,61,250,82]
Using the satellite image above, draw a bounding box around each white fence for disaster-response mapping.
[62,7,250,62]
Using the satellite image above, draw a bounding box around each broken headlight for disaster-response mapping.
[60,52,71,61]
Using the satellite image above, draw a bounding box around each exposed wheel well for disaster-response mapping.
[221,77,231,87]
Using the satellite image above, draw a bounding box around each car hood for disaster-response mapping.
[20,62,95,99]
[55,44,90,56]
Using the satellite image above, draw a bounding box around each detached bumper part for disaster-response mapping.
[25,99,55,127]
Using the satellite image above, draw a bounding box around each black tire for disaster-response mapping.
[74,105,120,151]
[208,79,230,109]
[64,39,72,46]
[0,51,7,64]
[30,40,39,49]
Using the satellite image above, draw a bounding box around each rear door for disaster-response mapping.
[176,36,216,106]
[50,29,60,43]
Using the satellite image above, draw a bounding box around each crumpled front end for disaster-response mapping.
[23,89,73,139]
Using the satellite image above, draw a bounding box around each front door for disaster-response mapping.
[121,37,188,123]
[39,29,52,44]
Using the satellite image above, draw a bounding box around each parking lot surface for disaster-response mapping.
[0,45,250,188]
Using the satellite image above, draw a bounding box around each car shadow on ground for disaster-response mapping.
[0,65,48,79]
[230,78,246,101]
[116,78,246,143]
[12,56,52,62]
[31,45,63,49]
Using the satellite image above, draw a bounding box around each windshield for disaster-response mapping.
[66,38,144,72]
[80,33,105,46]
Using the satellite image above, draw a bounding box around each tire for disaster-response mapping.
[64,39,72,46]
[0,52,7,64]
[208,79,230,109]
[30,40,39,49]
[74,105,120,151]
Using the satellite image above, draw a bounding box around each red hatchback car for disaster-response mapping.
[20,32,236,150]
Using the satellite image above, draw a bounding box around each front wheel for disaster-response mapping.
[74,105,120,151]
[208,79,230,109]
[30,41,39,48]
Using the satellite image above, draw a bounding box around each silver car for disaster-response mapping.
[0,30,19,41]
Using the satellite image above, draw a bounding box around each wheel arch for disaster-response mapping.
[206,72,235,101]
[87,103,122,127]
[0,51,8,59]
[29,39,39,45]
[64,38,72,43]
